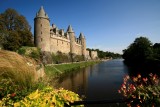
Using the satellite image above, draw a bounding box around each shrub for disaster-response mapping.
[18,46,41,61]
[119,73,160,107]
[0,86,83,107]
[0,50,36,88]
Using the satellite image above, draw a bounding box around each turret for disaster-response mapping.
[67,25,75,54]
[79,33,86,56]
[34,6,50,52]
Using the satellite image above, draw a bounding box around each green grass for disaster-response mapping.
[45,61,100,77]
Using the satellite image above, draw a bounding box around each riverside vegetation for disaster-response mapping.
[119,74,160,107]
[0,8,99,106]
[119,36,160,107]
[0,48,99,106]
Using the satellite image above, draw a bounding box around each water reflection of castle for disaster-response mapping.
[57,66,94,96]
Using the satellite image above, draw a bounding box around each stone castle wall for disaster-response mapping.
[34,6,98,59]
[91,51,98,59]
[50,35,70,54]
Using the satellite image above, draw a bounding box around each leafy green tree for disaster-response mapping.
[3,31,20,51]
[0,8,33,51]
[153,43,160,61]
[123,37,153,65]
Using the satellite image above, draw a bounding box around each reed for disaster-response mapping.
[0,50,36,88]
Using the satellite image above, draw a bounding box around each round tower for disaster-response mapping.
[79,33,86,56]
[34,6,50,52]
[67,25,75,54]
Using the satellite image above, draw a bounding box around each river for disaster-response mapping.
[56,59,129,106]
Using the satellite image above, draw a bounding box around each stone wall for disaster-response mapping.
[50,35,70,54]
[91,51,98,59]
[34,6,98,59]
[74,43,82,55]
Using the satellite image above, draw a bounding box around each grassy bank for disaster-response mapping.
[0,50,84,106]
[45,61,100,77]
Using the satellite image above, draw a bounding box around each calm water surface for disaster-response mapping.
[56,59,129,106]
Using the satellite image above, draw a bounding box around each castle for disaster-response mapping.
[34,6,97,59]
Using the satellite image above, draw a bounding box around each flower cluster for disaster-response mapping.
[118,73,160,107]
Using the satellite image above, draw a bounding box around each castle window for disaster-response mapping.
[62,41,63,44]
[41,24,42,27]
[41,38,43,41]
[41,31,42,34]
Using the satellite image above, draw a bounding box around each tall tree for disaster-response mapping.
[122,37,153,65]
[0,8,33,51]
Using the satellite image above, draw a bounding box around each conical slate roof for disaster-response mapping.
[67,25,74,32]
[79,32,85,38]
[36,6,49,19]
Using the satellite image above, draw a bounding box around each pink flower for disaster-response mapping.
[137,74,141,78]
[130,84,136,91]
[118,90,121,93]
[126,75,130,79]
[143,77,148,82]
[133,77,138,82]
[11,93,16,97]
[122,84,126,89]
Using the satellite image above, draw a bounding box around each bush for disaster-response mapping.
[29,49,40,60]
[0,86,83,107]
[0,50,36,88]
[18,46,41,61]
[119,73,160,107]
[52,51,71,64]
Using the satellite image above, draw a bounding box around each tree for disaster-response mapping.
[3,31,20,51]
[122,37,153,66]
[0,8,33,51]
[153,43,160,61]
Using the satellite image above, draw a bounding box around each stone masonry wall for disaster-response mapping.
[50,35,70,54]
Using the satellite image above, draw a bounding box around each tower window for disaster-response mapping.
[41,38,43,41]
[41,31,42,34]
[62,41,63,44]
[41,24,42,27]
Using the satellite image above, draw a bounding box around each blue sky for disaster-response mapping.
[0,0,160,54]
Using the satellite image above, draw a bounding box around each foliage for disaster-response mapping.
[119,73,160,107]
[87,48,121,59]
[122,37,160,67]
[0,50,36,89]
[18,46,41,61]
[74,55,85,62]
[0,50,83,107]
[52,51,71,64]
[2,31,21,51]
[153,43,160,61]
[0,79,32,102]
[0,8,33,51]
[52,51,85,64]
[0,86,83,107]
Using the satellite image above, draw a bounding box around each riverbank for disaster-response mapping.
[0,50,84,106]
[45,61,101,77]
